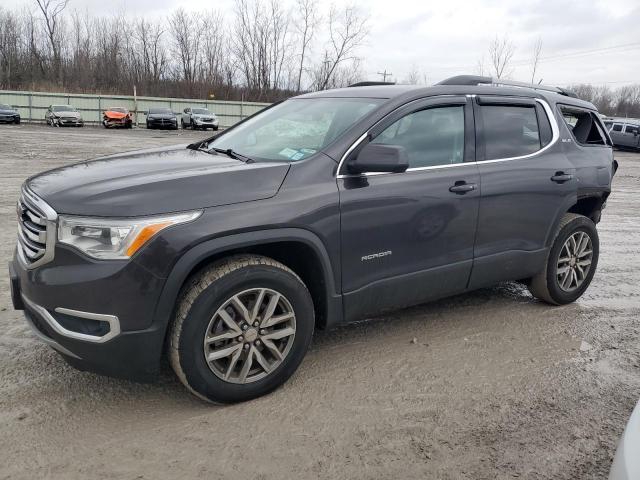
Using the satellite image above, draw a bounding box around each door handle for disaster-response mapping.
[449,181,476,194]
[550,172,573,184]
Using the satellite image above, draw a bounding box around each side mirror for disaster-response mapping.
[347,143,409,174]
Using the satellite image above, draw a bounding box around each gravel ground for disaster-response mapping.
[0,124,639,480]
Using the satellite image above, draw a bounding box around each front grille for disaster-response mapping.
[17,188,56,268]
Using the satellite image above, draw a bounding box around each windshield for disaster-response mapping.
[209,97,383,162]
[108,107,128,113]
[149,108,173,115]
[53,105,75,112]
[192,108,210,115]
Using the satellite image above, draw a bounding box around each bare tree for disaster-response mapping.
[168,8,202,87]
[475,55,486,77]
[530,37,543,84]
[34,0,68,83]
[231,0,292,97]
[0,8,22,88]
[488,35,515,79]
[403,64,421,85]
[313,4,368,90]
[266,0,291,91]
[293,0,318,92]
[200,11,226,87]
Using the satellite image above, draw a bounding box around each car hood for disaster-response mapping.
[105,111,128,119]
[0,109,17,115]
[54,111,80,118]
[27,145,291,216]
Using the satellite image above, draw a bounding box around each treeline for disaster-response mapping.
[569,84,640,119]
[0,0,368,101]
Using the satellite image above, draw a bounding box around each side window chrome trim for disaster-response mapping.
[336,98,559,178]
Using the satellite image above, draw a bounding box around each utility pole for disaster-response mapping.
[377,70,393,82]
[133,85,138,128]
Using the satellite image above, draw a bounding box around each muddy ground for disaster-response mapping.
[0,124,638,480]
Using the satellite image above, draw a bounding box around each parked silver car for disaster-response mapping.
[181,107,219,130]
[609,400,640,480]
[45,105,84,127]
[603,118,640,150]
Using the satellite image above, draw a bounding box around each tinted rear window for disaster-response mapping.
[480,105,541,160]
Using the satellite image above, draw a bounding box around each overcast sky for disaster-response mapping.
[4,0,639,87]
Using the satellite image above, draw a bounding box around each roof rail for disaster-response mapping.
[348,81,396,87]
[436,75,578,98]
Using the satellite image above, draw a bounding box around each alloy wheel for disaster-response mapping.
[203,288,296,384]
[556,231,593,292]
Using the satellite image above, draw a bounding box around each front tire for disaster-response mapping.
[169,255,314,404]
[528,213,599,305]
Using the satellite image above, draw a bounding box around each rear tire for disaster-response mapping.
[169,255,314,404]
[528,213,599,305]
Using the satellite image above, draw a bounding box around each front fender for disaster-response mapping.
[149,228,342,336]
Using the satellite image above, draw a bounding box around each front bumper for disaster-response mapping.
[104,117,131,127]
[9,245,169,380]
[193,118,219,128]
[147,118,177,129]
[55,117,84,126]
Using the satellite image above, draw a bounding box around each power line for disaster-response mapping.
[377,42,640,77]
[510,42,640,66]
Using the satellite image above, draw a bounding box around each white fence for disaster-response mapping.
[0,90,271,127]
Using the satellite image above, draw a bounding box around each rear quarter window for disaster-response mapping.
[559,105,609,147]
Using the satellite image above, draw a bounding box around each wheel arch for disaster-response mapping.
[567,193,607,223]
[544,191,607,248]
[152,228,342,343]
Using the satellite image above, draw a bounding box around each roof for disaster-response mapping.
[298,76,597,111]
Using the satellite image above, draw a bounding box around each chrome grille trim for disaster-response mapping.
[17,186,57,269]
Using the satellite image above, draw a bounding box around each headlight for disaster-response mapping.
[58,211,202,259]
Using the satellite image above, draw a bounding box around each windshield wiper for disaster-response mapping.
[209,147,254,163]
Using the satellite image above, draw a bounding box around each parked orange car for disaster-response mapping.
[102,107,133,128]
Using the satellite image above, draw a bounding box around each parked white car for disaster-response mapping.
[609,400,640,480]
[181,107,219,130]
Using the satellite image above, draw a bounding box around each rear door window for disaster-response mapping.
[612,124,623,132]
[479,105,541,160]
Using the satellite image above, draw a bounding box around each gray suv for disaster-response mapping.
[9,75,617,403]
[604,118,640,150]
